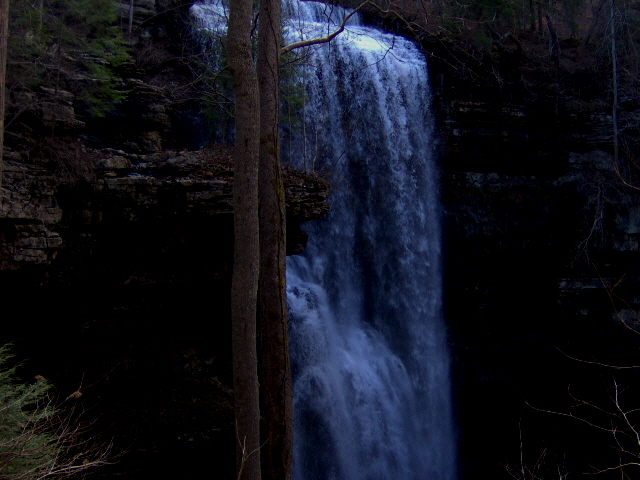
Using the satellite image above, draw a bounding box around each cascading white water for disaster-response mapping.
[282,4,456,480]
[190,1,456,478]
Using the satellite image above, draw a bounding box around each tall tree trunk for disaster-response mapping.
[227,0,262,476]
[37,0,43,34]
[0,0,8,191]
[128,0,134,35]
[529,0,536,31]
[611,0,618,164]
[581,0,607,48]
[257,0,293,477]
[545,12,560,67]
[538,0,543,33]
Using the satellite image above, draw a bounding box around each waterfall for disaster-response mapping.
[283,4,456,480]
[191,2,456,478]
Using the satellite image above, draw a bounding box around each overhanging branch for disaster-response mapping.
[280,0,371,55]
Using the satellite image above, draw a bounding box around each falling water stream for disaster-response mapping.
[191,2,456,478]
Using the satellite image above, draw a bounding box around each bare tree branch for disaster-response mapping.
[280,0,371,55]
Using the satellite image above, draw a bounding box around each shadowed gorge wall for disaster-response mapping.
[432,51,640,477]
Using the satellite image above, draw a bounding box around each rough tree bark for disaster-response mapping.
[257,0,293,477]
[0,0,8,191]
[224,5,371,477]
[251,8,372,478]
[581,0,607,48]
[227,0,261,475]
[128,0,134,35]
[611,0,618,164]
[37,0,43,33]
[544,12,560,68]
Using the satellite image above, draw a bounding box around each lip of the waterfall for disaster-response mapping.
[283,0,362,27]
[191,0,363,42]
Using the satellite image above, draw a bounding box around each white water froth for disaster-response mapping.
[283,3,456,480]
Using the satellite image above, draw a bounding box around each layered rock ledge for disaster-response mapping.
[0,145,330,280]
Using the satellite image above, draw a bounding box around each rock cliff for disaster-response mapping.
[429,35,640,478]
[0,3,328,478]
[0,145,329,275]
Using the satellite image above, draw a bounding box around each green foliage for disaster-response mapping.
[7,0,130,119]
[280,49,310,133]
[0,345,110,480]
[0,345,58,478]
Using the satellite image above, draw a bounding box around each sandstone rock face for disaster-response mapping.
[90,150,329,222]
[38,87,86,130]
[0,147,329,276]
[0,157,63,270]
[117,0,157,31]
